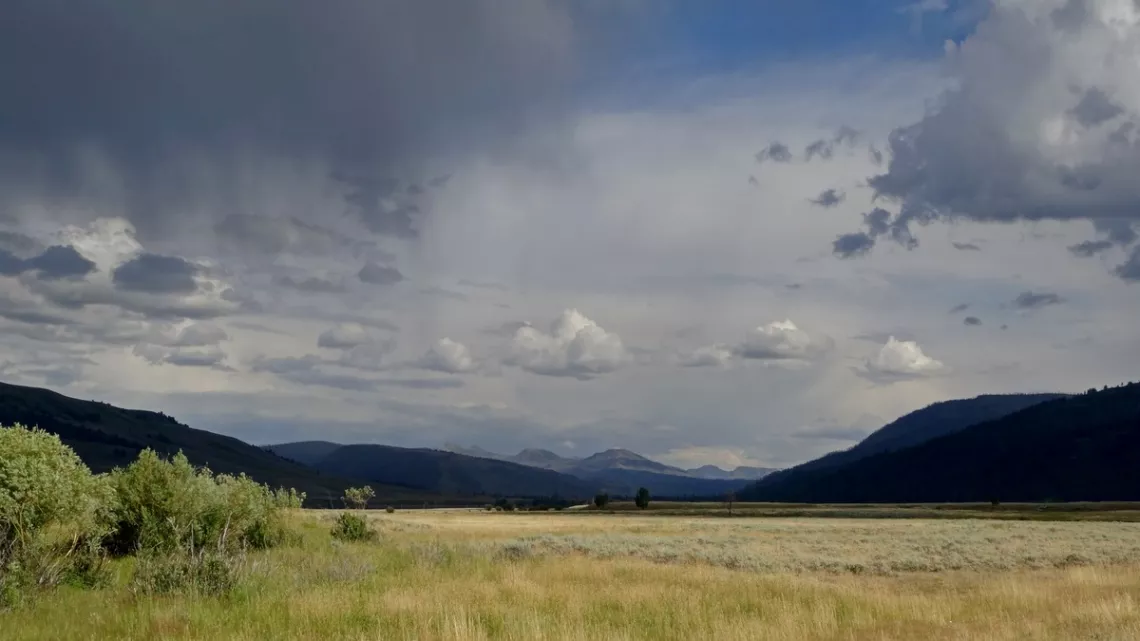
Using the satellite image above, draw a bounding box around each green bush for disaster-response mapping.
[593,492,610,509]
[385,505,395,514]
[0,424,116,607]
[330,512,376,543]
[105,449,297,555]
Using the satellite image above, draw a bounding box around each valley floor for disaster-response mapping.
[5,511,1140,640]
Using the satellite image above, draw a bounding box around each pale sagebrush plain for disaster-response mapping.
[5,510,1140,641]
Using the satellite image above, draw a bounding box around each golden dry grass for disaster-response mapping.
[4,510,1140,640]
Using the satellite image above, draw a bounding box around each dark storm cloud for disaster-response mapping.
[952,242,981,251]
[755,142,793,164]
[0,0,605,240]
[832,232,875,258]
[949,303,969,314]
[1068,240,1114,257]
[0,231,43,256]
[833,4,1140,280]
[1115,247,1140,281]
[963,316,982,326]
[0,245,96,280]
[112,254,199,294]
[809,189,845,208]
[1013,291,1064,309]
[1069,88,1124,128]
[358,262,405,286]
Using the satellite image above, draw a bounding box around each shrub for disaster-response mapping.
[130,551,240,596]
[385,505,395,514]
[330,512,376,542]
[593,492,610,509]
[343,486,375,510]
[105,449,297,555]
[0,424,116,607]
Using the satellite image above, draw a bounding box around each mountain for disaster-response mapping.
[741,383,1140,503]
[754,393,1066,488]
[571,448,685,475]
[361,443,762,497]
[511,448,578,471]
[686,464,777,480]
[0,381,435,505]
[298,444,597,498]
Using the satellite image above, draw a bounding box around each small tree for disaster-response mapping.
[343,486,375,510]
[593,492,610,509]
[634,487,650,510]
[726,491,736,515]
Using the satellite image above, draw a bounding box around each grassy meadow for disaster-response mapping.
[5,509,1140,641]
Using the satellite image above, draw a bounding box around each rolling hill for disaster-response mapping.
[741,383,1140,503]
[296,444,598,498]
[753,393,1066,488]
[0,381,441,506]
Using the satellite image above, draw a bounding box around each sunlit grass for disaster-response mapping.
[4,510,1140,640]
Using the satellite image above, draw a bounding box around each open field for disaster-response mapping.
[584,500,1140,521]
[5,510,1140,640]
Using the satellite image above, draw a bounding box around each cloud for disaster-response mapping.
[678,344,734,368]
[0,245,96,280]
[858,336,946,382]
[1068,239,1114,257]
[809,188,846,208]
[273,273,347,293]
[948,303,969,314]
[683,320,831,368]
[803,126,860,161]
[952,242,981,251]
[111,254,199,294]
[505,309,628,379]
[418,338,477,374]
[832,232,876,258]
[317,324,375,350]
[963,316,982,326]
[1117,246,1140,281]
[358,262,405,286]
[754,142,793,164]
[213,215,362,257]
[847,1,1140,279]
[250,355,377,392]
[133,343,229,369]
[130,322,230,369]
[0,1,605,242]
[1013,291,1064,310]
[735,320,830,361]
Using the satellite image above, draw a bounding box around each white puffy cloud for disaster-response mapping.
[736,319,830,360]
[506,309,628,379]
[682,320,831,367]
[419,337,477,374]
[859,336,946,382]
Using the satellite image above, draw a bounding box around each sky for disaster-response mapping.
[2,0,1139,470]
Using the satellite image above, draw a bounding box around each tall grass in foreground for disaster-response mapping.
[4,511,1140,640]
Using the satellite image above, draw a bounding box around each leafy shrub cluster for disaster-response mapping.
[0,424,304,607]
[330,512,376,543]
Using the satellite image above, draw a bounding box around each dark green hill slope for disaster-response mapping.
[756,393,1065,487]
[741,383,1140,503]
[0,381,437,505]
